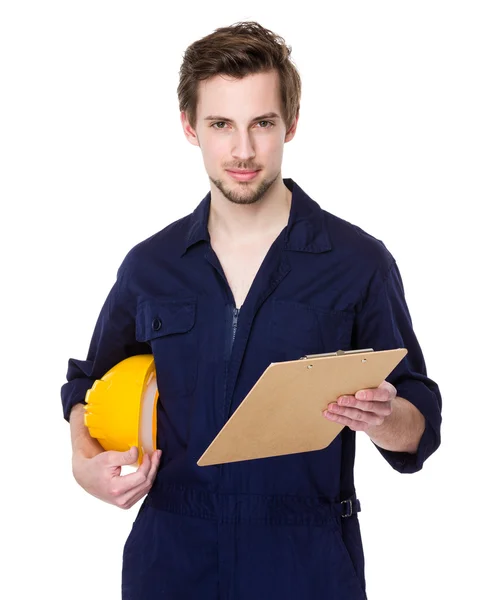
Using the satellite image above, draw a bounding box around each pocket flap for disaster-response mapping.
[136,298,196,342]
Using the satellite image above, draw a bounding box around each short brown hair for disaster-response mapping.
[177,21,301,133]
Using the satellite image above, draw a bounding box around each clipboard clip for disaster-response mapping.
[299,348,374,360]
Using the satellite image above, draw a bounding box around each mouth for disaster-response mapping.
[226,169,260,182]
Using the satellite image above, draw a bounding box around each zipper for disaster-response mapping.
[223,305,240,420]
[231,306,239,352]
[218,305,240,514]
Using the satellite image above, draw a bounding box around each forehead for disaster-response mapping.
[196,70,282,118]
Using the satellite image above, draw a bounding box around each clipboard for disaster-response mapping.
[197,347,407,466]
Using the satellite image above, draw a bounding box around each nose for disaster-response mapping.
[231,130,256,161]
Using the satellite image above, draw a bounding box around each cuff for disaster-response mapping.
[61,378,95,422]
[375,378,442,474]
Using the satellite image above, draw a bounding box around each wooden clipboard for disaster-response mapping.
[197,348,407,466]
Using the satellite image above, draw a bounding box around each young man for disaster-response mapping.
[62,21,442,600]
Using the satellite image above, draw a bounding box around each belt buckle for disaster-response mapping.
[341,498,353,518]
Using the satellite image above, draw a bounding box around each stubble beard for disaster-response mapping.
[210,171,280,206]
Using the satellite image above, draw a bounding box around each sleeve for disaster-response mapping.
[353,259,442,474]
[60,261,150,422]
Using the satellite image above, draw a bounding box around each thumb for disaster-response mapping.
[123,446,139,465]
[115,446,139,465]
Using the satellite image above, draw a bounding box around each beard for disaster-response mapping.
[210,171,280,205]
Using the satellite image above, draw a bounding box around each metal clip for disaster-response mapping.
[341,499,353,518]
[299,348,374,360]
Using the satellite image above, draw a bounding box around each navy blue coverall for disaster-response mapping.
[61,178,442,599]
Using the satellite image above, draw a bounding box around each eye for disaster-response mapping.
[257,120,274,128]
[210,120,275,130]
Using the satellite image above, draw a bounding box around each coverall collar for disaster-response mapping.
[181,177,332,257]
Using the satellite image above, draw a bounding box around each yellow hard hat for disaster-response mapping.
[84,354,158,467]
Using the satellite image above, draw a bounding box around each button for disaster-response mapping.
[152,317,162,332]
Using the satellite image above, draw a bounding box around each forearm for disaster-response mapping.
[70,403,104,459]
[366,396,425,453]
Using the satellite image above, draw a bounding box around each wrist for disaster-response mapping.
[73,443,103,461]
[70,403,104,459]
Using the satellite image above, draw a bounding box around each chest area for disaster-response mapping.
[211,239,275,309]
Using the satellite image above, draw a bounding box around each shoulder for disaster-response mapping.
[116,214,191,278]
[323,208,396,278]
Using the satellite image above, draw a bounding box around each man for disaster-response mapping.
[62,21,442,599]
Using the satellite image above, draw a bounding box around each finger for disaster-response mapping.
[136,451,154,477]
[323,409,375,431]
[378,380,397,396]
[336,396,392,416]
[116,452,153,489]
[323,410,369,431]
[105,446,139,467]
[107,453,151,499]
[115,451,162,509]
[145,450,162,486]
[114,449,162,495]
[325,405,384,427]
[117,486,150,510]
[353,387,390,403]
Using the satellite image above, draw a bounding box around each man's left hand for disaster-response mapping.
[323,380,397,433]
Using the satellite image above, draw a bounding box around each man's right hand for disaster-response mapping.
[72,446,162,509]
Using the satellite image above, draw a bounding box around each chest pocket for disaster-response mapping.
[268,299,354,361]
[136,298,198,397]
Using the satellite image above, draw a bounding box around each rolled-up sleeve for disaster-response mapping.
[60,262,148,422]
[353,259,442,473]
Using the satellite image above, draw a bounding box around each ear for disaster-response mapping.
[181,111,200,147]
[284,110,299,143]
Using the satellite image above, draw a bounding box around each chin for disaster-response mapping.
[210,170,280,206]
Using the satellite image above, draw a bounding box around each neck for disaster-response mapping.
[208,176,292,244]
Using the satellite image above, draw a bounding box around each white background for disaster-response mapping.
[1,1,475,598]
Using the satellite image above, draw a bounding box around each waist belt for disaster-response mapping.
[145,483,361,525]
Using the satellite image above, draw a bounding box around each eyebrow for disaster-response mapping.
[204,112,281,122]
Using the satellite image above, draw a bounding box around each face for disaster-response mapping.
[181,69,298,205]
